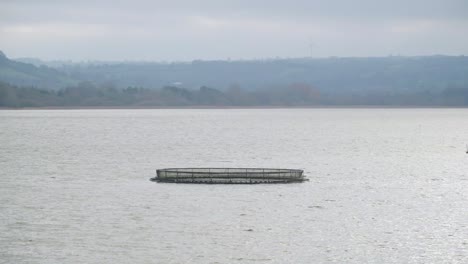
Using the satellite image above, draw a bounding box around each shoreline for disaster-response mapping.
[1,105,467,110]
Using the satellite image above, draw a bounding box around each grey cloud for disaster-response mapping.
[1,0,467,60]
[3,0,468,23]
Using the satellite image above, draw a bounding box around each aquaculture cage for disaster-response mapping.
[151,168,307,184]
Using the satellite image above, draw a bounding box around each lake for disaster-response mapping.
[1,109,467,263]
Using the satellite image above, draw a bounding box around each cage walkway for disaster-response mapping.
[151,168,308,184]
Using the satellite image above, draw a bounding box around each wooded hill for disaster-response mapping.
[1,51,468,107]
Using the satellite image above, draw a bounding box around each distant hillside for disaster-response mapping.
[0,51,78,90]
[4,52,468,95]
[54,56,468,94]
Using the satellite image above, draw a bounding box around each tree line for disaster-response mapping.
[1,81,467,107]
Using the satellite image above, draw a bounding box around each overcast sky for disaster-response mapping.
[1,0,467,61]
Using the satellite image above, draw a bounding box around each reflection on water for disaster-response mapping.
[1,109,467,263]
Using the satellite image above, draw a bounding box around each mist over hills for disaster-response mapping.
[1,50,468,107]
[0,51,78,90]
[11,53,468,93]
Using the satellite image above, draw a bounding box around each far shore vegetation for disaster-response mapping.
[1,81,468,108]
[1,50,468,108]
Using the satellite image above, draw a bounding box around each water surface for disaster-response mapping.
[1,109,467,263]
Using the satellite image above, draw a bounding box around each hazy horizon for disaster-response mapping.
[1,0,468,61]
[9,53,468,64]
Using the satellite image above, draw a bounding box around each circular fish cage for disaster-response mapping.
[151,168,308,184]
